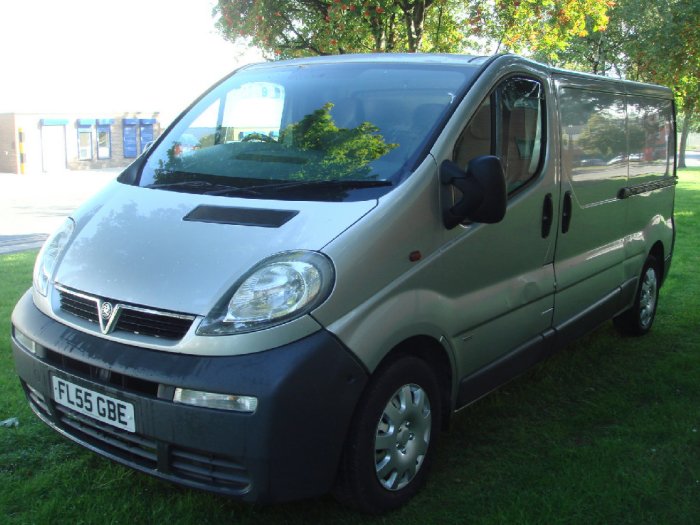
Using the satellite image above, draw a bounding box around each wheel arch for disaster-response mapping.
[374,335,455,430]
[649,240,666,285]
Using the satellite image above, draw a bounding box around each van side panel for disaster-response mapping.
[621,96,676,286]
[552,77,675,333]
[552,84,629,328]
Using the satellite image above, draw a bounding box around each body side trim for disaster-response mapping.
[455,278,636,410]
[617,177,678,200]
[456,330,555,409]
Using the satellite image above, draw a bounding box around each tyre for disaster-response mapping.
[334,356,442,514]
[613,255,660,336]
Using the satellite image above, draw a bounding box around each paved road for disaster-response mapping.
[684,150,700,166]
[0,169,119,255]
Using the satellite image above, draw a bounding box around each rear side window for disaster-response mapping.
[559,87,627,207]
[627,97,674,182]
[454,77,545,194]
[559,87,627,182]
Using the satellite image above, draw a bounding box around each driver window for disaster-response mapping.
[454,77,545,194]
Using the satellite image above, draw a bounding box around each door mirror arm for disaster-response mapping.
[440,156,507,229]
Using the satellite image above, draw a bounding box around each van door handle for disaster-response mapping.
[541,193,553,238]
[562,191,573,234]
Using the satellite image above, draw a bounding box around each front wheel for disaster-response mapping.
[334,356,441,514]
[614,255,660,336]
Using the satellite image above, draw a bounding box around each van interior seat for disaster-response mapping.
[385,103,445,153]
[366,99,413,147]
[505,105,539,191]
[330,99,365,129]
[412,103,444,131]
[455,103,491,169]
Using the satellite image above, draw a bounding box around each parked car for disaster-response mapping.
[607,155,626,165]
[579,157,605,167]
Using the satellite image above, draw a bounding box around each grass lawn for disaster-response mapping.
[1,168,699,524]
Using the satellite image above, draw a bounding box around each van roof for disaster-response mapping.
[240,53,673,99]
[242,53,493,69]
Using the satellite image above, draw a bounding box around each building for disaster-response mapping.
[0,112,161,174]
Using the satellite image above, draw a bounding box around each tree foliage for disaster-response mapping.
[553,0,700,166]
[623,0,699,167]
[467,0,609,60]
[214,0,610,59]
[278,102,396,180]
[578,113,625,159]
[214,0,469,57]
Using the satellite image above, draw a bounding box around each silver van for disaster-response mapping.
[11,54,676,513]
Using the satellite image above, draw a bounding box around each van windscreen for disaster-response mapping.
[138,62,477,201]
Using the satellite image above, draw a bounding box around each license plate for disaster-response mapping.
[52,376,135,433]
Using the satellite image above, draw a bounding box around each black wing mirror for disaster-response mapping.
[440,156,507,229]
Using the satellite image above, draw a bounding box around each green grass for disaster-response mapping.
[2,168,700,524]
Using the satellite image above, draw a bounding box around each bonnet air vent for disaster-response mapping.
[183,205,299,228]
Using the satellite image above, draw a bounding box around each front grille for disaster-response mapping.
[171,447,250,490]
[60,290,99,323]
[55,404,158,467]
[116,308,193,340]
[26,384,50,415]
[56,284,196,341]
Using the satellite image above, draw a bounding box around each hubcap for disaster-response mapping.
[374,384,431,491]
[639,266,658,329]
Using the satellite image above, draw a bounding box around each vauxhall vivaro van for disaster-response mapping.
[12,53,676,513]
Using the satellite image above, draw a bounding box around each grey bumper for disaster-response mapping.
[11,290,368,503]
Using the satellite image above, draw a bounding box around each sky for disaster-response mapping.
[0,0,263,123]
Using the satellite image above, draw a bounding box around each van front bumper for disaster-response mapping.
[11,290,368,503]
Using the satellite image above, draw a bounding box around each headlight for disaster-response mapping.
[33,218,75,296]
[197,250,334,335]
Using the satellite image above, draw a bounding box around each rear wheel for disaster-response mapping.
[334,356,441,514]
[614,255,660,336]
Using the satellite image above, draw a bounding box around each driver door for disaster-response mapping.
[435,75,559,403]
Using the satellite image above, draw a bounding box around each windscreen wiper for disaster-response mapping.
[263,179,393,189]
[204,178,393,196]
[145,180,261,196]
[146,180,217,190]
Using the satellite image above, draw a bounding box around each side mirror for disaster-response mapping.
[440,156,507,229]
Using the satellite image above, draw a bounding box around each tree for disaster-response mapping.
[578,113,626,159]
[552,0,700,167]
[467,0,610,60]
[624,0,700,168]
[278,102,397,180]
[544,3,627,76]
[214,0,468,57]
[214,0,610,60]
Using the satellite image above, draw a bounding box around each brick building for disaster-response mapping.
[0,112,161,174]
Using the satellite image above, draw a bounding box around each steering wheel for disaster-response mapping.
[241,133,275,143]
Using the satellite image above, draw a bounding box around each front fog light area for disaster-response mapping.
[173,388,258,413]
[13,327,37,354]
